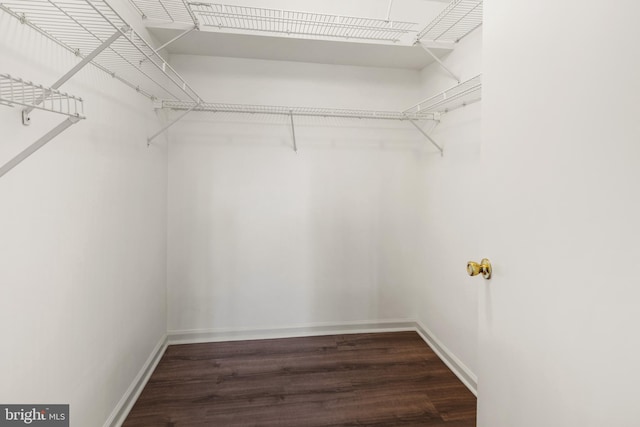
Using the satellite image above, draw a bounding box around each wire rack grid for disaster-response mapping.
[128,0,196,24]
[189,2,418,42]
[162,100,436,121]
[0,0,201,103]
[416,0,482,43]
[404,75,482,115]
[0,73,85,118]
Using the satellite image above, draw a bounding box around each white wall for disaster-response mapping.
[479,1,640,426]
[411,29,482,379]
[166,55,426,334]
[169,54,423,110]
[0,3,167,425]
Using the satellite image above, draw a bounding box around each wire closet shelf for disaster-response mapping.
[189,3,418,42]
[416,0,482,43]
[403,75,482,116]
[0,0,200,103]
[128,0,196,24]
[0,74,85,119]
[0,73,86,179]
[162,100,436,121]
[128,0,420,43]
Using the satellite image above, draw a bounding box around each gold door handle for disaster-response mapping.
[467,258,492,279]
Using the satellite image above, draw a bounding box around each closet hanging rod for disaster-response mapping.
[0,0,201,104]
[161,100,435,121]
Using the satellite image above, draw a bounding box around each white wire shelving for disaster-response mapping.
[401,75,482,156]
[162,100,435,121]
[416,0,483,44]
[0,0,481,157]
[0,74,85,119]
[403,75,482,116]
[190,3,419,43]
[0,74,85,178]
[160,100,437,154]
[127,1,419,43]
[128,0,196,24]
[0,0,201,103]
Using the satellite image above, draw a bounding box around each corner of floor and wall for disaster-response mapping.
[0,1,482,426]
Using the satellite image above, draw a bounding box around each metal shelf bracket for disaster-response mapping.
[289,110,297,153]
[140,25,198,65]
[404,114,443,155]
[417,42,460,83]
[147,100,202,145]
[0,116,81,178]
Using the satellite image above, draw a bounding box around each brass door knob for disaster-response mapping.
[467,258,492,279]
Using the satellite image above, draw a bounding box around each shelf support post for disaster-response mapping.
[22,27,128,125]
[147,101,201,145]
[289,110,298,153]
[417,42,460,83]
[0,116,81,178]
[386,0,395,21]
[404,115,443,156]
[140,25,198,65]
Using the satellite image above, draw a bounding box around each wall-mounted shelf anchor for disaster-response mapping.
[22,109,31,126]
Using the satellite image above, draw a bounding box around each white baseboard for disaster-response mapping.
[104,334,168,427]
[413,321,478,396]
[167,319,416,345]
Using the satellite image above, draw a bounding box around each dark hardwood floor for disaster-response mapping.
[123,332,476,426]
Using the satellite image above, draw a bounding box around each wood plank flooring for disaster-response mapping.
[123,332,476,426]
